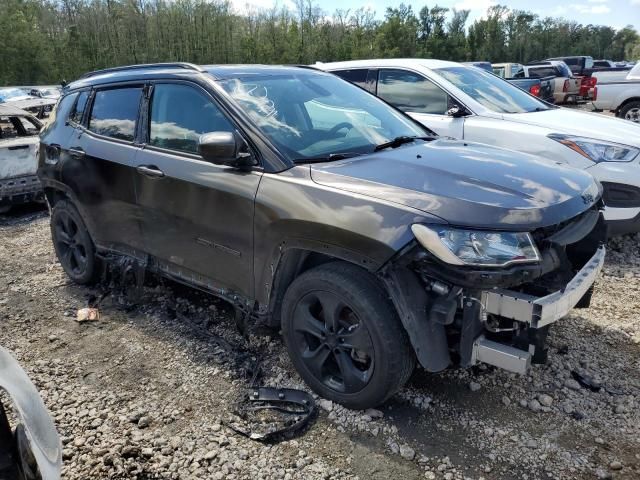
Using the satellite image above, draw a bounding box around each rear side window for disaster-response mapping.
[332,69,368,88]
[88,87,142,141]
[69,91,89,124]
[377,69,449,115]
[528,67,556,78]
[492,67,506,78]
[149,83,234,155]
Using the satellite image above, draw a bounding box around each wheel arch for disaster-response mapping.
[42,182,99,243]
[615,96,640,115]
[263,243,385,328]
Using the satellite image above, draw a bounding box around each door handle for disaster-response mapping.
[68,147,85,160]
[8,145,29,151]
[136,165,165,178]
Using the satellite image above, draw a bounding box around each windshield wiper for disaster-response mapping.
[293,152,363,164]
[373,136,433,152]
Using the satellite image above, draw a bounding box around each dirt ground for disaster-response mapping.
[1,202,639,480]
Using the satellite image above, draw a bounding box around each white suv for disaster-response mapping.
[315,59,640,235]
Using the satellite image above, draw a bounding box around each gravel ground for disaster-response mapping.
[0,204,639,480]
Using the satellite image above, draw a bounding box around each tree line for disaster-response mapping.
[1,0,639,86]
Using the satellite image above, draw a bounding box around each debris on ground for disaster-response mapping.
[75,307,99,322]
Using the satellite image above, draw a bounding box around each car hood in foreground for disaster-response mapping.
[504,108,640,146]
[310,139,600,230]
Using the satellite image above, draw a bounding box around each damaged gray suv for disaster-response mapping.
[38,63,606,409]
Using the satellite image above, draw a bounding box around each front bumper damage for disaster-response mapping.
[0,347,61,480]
[472,245,605,374]
[381,207,607,376]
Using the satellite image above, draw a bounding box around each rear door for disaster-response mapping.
[63,85,145,252]
[374,69,464,138]
[134,81,262,296]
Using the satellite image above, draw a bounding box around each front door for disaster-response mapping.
[376,68,465,139]
[134,82,262,297]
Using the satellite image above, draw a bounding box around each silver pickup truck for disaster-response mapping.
[592,63,640,122]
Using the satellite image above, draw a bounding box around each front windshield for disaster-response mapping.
[218,73,428,161]
[434,66,550,114]
[0,88,29,102]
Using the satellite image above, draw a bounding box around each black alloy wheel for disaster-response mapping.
[292,290,374,394]
[282,262,415,409]
[53,209,89,277]
[50,200,98,284]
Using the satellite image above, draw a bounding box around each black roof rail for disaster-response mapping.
[78,62,205,80]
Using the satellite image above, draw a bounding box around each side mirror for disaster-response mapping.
[446,105,470,118]
[198,132,254,170]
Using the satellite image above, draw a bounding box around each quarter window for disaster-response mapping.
[377,69,449,115]
[88,87,142,141]
[69,91,89,124]
[149,83,234,154]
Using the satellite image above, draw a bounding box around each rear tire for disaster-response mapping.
[50,200,99,284]
[618,101,640,123]
[281,262,415,409]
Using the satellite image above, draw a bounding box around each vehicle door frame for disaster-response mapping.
[134,77,265,299]
[371,66,472,139]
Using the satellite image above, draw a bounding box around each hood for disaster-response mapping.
[310,139,600,230]
[503,108,640,146]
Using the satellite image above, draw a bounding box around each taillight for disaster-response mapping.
[563,79,569,92]
[592,87,598,101]
[529,84,541,97]
[590,77,598,87]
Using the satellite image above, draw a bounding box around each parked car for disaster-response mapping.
[490,62,555,103]
[28,86,62,100]
[547,56,594,75]
[592,63,640,122]
[0,346,62,480]
[316,59,640,235]
[593,60,616,69]
[0,104,43,213]
[39,63,606,409]
[520,61,580,104]
[545,56,596,99]
[0,87,56,119]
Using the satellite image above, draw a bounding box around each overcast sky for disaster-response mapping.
[233,0,640,31]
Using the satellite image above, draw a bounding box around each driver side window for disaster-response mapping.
[149,83,234,155]
[377,69,450,115]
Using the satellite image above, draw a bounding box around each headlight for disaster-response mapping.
[411,224,540,267]
[549,134,639,163]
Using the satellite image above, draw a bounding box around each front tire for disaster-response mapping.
[281,262,414,409]
[618,101,640,123]
[50,200,98,284]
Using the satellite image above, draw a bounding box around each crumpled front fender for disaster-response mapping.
[0,346,61,480]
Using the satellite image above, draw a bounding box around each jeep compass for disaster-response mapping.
[38,63,606,409]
